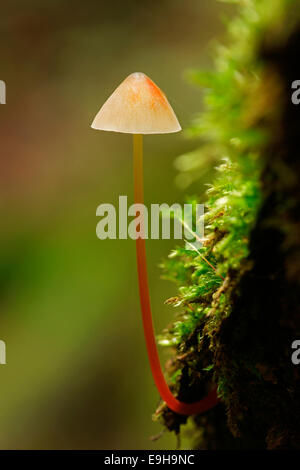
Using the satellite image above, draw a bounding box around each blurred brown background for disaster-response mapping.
[0,0,233,449]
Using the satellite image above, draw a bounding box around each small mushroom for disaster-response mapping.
[91,72,218,415]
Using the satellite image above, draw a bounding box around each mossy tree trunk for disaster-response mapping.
[156,0,300,450]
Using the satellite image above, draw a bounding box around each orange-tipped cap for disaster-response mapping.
[91,72,181,134]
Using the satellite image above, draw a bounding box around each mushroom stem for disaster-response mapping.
[133,134,219,415]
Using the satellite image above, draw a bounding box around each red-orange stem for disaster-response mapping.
[133,134,219,415]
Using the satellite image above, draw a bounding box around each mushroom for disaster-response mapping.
[91,72,219,415]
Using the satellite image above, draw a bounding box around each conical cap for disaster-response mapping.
[91,72,181,134]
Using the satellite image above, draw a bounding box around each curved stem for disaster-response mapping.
[133,134,219,415]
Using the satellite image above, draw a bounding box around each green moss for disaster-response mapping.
[155,0,300,449]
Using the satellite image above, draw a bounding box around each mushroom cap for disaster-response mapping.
[91,72,181,134]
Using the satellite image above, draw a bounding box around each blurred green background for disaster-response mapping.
[0,0,233,449]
